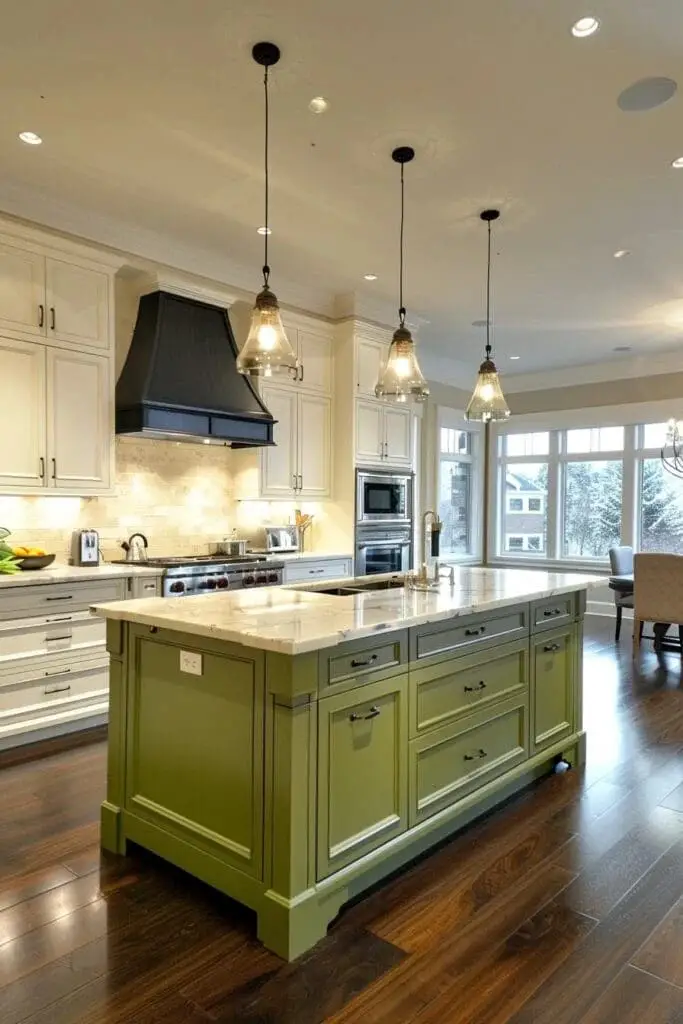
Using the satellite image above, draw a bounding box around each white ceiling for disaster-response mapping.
[2,0,683,377]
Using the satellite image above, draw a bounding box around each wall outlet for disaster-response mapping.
[179,650,203,676]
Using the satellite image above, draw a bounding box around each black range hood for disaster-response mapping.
[116,290,275,447]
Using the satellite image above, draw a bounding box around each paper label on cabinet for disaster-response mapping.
[180,650,203,676]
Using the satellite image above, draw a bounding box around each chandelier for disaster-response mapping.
[661,419,683,479]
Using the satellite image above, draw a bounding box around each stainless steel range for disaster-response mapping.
[115,555,284,597]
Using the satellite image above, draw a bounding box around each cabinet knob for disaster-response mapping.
[464,748,488,761]
[349,705,381,722]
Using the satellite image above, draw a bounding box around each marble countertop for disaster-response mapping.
[93,567,603,656]
[0,563,163,588]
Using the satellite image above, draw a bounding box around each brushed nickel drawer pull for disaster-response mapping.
[46,616,73,623]
[543,642,561,653]
[46,635,72,642]
[350,705,381,722]
[50,306,56,330]
[543,608,563,617]
[45,595,73,601]
[44,667,71,677]
[464,748,488,761]
[39,456,45,479]
[464,681,487,693]
[38,303,45,328]
[350,654,378,668]
[464,626,485,637]
[44,683,71,694]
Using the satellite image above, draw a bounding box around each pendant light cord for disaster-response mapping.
[399,162,406,327]
[485,217,492,360]
[262,66,270,288]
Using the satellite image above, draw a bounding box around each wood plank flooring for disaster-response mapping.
[3,616,683,1022]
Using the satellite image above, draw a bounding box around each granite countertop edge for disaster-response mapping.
[0,563,163,588]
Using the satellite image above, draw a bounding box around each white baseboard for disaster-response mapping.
[587,599,630,619]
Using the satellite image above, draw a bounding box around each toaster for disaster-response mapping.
[71,529,100,566]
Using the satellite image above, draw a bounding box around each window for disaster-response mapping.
[493,416,683,564]
[437,415,480,559]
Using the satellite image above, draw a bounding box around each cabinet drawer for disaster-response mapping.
[411,606,528,664]
[0,613,105,666]
[532,595,575,633]
[0,660,109,715]
[0,579,125,620]
[409,697,528,826]
[283,559,352,584]
[321,631,408,690]
[410,639,528,737]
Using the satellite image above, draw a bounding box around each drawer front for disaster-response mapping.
[532,627,576,753]
[410,639,528,737]
[0,579,125,621]
[0,613,105,666]
[283,559,352,584]
[411,607,528,664]
[321,631,408,690]
[409,698,528,826]
[532,595,575,633]
[0,661,109,715]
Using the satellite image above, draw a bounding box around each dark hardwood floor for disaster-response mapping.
[3,616,683,1022]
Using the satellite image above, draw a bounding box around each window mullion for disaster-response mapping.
[547,431,560,561]
[622,424,636,548]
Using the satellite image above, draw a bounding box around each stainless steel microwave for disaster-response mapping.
[356,470,413,525]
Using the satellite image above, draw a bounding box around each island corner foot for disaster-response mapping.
[257,888,346,962]
[100,801,128,856]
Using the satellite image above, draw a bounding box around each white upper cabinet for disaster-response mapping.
[0,237,112,354]
[297,329,332,394]
[260,384,299,498]
[46,260,109,350]
[384,407,413,466]
[47,349,111,491]
[355,401,413,470]
[298,394,331,497]
[356,337,386,396]
[0,337,46,489]
[0,243,45,337]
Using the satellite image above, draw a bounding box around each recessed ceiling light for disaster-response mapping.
[613,249,630,258]
[672,157,683,168]
[613,345,631,352]
[18,131,42,145]
[571,16,600,37]
[509,355,521,360]
[256,226,272,235]
[308,96,328,114]
[364,273,378,281]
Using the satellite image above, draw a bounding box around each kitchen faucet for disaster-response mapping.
[412,511,455,588]
[121,533,149,563]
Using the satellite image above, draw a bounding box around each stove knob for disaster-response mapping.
[205,578,217,590]
[244,575,255,586]
[267,572,279,584]
[169,580,185,593]
[216,577,228,589]
[256,574,267,585]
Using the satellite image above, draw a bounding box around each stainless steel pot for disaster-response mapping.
[216,538,248,556]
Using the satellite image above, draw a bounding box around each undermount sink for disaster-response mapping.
[346,578,406,591]
[298,576,406,596]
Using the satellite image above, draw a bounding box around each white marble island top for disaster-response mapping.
[92,567,603,656]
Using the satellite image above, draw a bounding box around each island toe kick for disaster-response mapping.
[100,592,587,961]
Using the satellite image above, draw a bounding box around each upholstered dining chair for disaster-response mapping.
[633,552,683,656]
[608,546,634,643]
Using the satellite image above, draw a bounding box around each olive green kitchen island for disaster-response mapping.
[93,567,600,960]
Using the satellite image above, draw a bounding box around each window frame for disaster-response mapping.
[430,407,484,565]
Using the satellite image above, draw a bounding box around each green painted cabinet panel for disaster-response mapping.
[126,633,264,878]
[411,607,528,664]
[317,674,408,880]
[409,696,528,826]
[410,638,528,737]
[532,626,575,753]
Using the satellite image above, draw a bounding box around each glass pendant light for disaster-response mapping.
[375,146,429,403]
[237,42,298,378]
[465,209,511,422]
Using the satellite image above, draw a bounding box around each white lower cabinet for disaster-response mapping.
[259,384,331,499]
[282,558,353,585]
[0,335,112,494]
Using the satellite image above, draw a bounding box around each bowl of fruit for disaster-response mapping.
[0,528,55,572]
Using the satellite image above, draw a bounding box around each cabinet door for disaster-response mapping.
[384,406,413,467]
[259,384,298,498]
[298,394,331,497]
[45,259,109,350]
[355,399,385,466]
[356,337,385,396]
[298,329,332,394]
[532,627,576,753]
[0,337,46,488]
[0,242,45,337]
[317,675,408,879]
[47,349,112,491]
